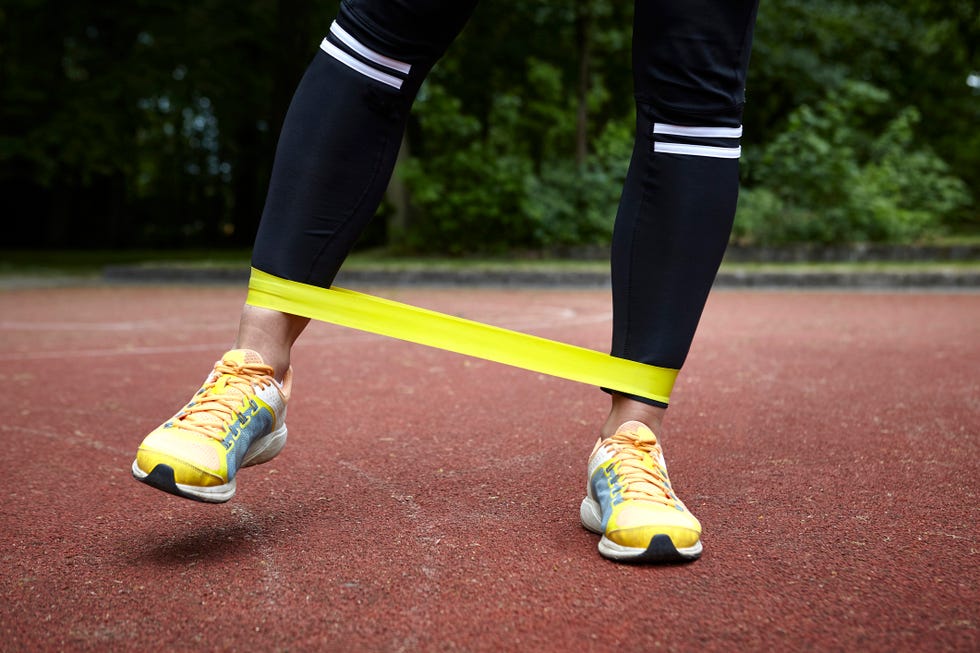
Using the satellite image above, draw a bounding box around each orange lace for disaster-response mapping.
[172,360,276,441]
[607,429,677,508]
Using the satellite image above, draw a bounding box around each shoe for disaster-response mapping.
[580,421,702,562]
[132,349,291,503]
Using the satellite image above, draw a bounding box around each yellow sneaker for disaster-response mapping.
[131,349,290,503]
[580,421,702,562]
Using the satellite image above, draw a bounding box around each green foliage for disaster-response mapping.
[1,0,339,246]
[398,85,536,255]
[395,2,634,254]
[398,55,630,255]
[2,0,976,251]
[735,82,971,244]
[748,0,978,239]
[522,119,631,247]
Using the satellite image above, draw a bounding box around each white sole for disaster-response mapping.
[132,425,287,503]
[580,496,702,562]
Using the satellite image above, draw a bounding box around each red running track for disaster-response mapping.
[1,283,977,651]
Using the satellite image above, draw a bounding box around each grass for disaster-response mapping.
[0,249,252,276]
[1,247,978,279]
[720,261,980,273]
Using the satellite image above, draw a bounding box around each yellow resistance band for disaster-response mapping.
[246,267,678,404]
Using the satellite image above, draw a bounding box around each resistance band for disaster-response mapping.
[246,267,678,404]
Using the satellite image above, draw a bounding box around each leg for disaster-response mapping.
[238,0,479,377]
[603,392,667,438]
[235,306,309,381]
[134,0,479,502]
[584,0,759,562]
[251,0,478,287]
[605,0,759,434]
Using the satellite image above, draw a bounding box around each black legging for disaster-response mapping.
[251,0,759,407]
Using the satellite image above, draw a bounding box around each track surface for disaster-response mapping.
[1,283,977,652]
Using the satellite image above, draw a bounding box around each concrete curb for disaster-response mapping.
[714,269,980,289]
[100,264,980,289]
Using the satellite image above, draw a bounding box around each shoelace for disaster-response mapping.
[171,360,276,441]
[607,429,678,508]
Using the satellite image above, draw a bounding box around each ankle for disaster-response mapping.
[235,305,309,380]
[602,395,667,439]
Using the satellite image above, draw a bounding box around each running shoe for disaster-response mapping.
[132,349,290,503]
[580,420,702,562]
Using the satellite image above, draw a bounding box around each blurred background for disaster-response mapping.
[2,0,977,257]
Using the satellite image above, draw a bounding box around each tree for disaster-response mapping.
[0,0,339,248]
[1,0,974,252]
[746,0,977,235]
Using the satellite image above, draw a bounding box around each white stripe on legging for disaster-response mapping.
[653,123,743,139]
[329,22,412,75]
[320,39,403,89]
[653,142,742,158]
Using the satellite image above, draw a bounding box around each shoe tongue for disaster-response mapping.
[207,349,265,397]
[221,349,265,366]
[619,420,656,443]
